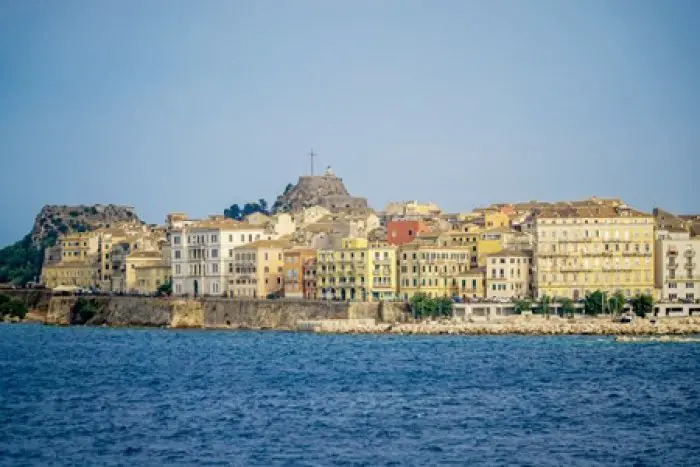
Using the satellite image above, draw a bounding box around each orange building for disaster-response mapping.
[387,220,430,246]
[282,248,316,298]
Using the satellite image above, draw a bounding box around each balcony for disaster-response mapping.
[668,263,678,270]
[686,262,696,269]
[373,259,393,265]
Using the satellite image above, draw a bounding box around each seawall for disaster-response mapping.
[44,296,410,328]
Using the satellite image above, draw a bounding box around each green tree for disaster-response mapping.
[0,294,28,319]
[0,234,44,286]
[559,297,575,318]
[71,298,100,324]
[607,291,627,315]
[156,279,172,297]
[515,298,532,314]
[584,290,606,315]
[224,204,242,220]
[630,293,654,318]
[536,294,552,316]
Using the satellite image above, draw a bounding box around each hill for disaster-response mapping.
[0,204,143,285]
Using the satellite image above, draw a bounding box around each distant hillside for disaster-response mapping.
[31,204,142,247]
[0,204,143,286]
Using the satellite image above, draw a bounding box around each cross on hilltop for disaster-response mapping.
[309,149,317,176]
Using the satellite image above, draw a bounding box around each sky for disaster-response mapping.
[1,0,699,246]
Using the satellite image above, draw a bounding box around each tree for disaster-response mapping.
[559,297,575,318]
[536,294,552,316]
[0,234,44,286]
[584,290,606,315]
[0,294,28,319]
[224,204,242,220]
[630,293,654,318]
[71,298,100,324]
[607,291,627,315]
[410,293,448,319]
[515,298,532,314]
[156,279,172,297]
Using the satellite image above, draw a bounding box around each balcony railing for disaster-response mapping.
[668,263,678,269]
[686,262,696,269]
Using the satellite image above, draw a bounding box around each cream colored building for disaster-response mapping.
[125,251,170,295]
[397,243,471,300]
[41,232,100,289]
[485,250,532,299]
[170,218,271,296]
[655,229,699,301]
[231,239,289,298]
[534,205,655,300]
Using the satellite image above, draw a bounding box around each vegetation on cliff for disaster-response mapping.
[0,234,48,285]
[71,297,103,324]
[0,293,28,319]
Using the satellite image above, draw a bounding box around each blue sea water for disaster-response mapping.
[1,325,699,466]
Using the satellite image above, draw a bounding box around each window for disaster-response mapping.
[174,236,181,245]
[174,251,181,259]
[229,235,233,242]
[687,293,695,300]
[212,235,217,243]
[211,249,218,258]
[175,265,181,275]
[241,234,245,242]
[212,264,219,273]
[669,282,677,289]
[687,283,694,289]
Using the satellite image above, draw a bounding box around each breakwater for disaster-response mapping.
[306,315,700,335]
[44,296,409,328]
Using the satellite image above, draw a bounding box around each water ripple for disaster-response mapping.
[1,325,699,466]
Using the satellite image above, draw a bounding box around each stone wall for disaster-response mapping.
[0,289,53,312]
[43,296,410,328]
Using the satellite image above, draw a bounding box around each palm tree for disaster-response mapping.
[559,297,575,318]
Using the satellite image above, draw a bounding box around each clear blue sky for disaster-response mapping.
[1,0,699,246]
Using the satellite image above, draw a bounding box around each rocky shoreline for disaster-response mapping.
[302,317,700,336]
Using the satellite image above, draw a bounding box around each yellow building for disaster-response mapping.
[397,243,471,300]
[231,239,289,299]
[41,232,100,289]
[41,262,97,289]
[317,238,398,301]
[125,251,170,294]
[534,205,655,300]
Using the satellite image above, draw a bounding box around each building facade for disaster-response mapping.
[282,248,316,298]
[534,206,655,299]
[386,220,429,246]
[655,230,699,301]
[170,220,270,296]
[485,250,532,299]
[231,240,288,298]
[397,244,471,299]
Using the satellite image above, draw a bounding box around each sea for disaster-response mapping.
[1,324,699,466]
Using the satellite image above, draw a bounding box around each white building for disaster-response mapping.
[171,219,271,296]
[655,229,699,301]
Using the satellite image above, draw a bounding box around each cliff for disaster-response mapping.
[44,296,409,328]
[271,171,369,214]
[31,204,142,247]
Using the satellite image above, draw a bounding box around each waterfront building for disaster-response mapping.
[170,218,270,296]
[485,250,532,299]
[231,239,290,298]
[397,243,471,299]
[317,238,399,301]
[302,257,317,299]
[282,247,316,298]
[654,229,699,301]
[41,232,100,289]
[125,251,170,295]
[534,205,655,300]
